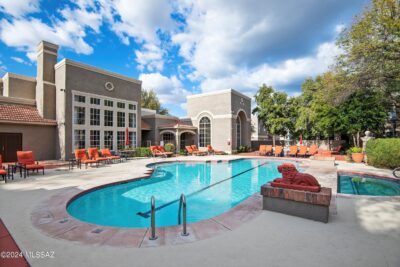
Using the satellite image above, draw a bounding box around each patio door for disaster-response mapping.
[0,133,22,162]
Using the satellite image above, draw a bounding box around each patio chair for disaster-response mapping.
[74,149,97,169]
[0,155,7,182]
[100,148,122,163]
[207,145,224,155]
[258,145,267,156]
[297,146,308,157]
[308,145,318,156]
[156,146,173,157]
[16,151,45,178]
[288,146,298,157]
[265,145,273,156]
[274,146,283,157]
[186,146,206,156]
[88,148,108,164]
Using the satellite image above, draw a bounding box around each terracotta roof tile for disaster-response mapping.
[0,104,57,125]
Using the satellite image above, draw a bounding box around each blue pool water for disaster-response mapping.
[339,174,400,196]
[67,159,293,228]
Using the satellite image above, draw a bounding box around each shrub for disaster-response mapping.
[237,146,250,153]
[366,138,400,169]
[135,147,151,157]
[164,143,175,152]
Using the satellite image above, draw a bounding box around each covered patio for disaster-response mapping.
[159,122,198,152]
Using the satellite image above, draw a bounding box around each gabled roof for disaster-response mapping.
[0,104,57,126]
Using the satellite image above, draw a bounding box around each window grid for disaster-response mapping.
[128,132,136,147]
[199,117,211,147]
[74,95,85,103]
[128,104,136,110]
[74,106,85,125]
[90,97,100,105]
[117,131,125,150]
[104,131,113,150]
[129,113,136,128]
[90,108,100,126]
[74,130,85,149]
[117,112,125,127]
[104,110,113,127]
[104,100,113,107]
[162,133,174,144]
[90,130,100,148]
[117,102,125,109]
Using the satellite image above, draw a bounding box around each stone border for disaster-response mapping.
[31,158,274,248]
[337,171,400,201]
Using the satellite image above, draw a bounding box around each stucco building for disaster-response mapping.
[0,41,251,162]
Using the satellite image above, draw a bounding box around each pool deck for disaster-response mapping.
[0,155,399,267]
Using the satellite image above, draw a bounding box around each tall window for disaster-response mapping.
[117,112,125,127]
[104,110,113,127]
[117,131,125,150]
[104,131,113,150]
[90,130,100,148]
[74,106,85,125]
[129,113,136,128]
[129,131,137,147]
[90,108,100,126]
[74,130,85,149]
[199,117,211,147]
[236,116,241,147]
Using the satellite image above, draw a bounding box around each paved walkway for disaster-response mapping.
[0,156,399,267]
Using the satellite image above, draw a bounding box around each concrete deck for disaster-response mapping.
[0,156,399,267]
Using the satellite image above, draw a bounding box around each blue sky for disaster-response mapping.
[0,0,368,117]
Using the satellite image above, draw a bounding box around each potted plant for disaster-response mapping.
[348,147,364,163]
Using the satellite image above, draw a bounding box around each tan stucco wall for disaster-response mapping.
[0,123,57,160]
[2,74,36,100]
[186,89,251,153]
[55,60,142,159]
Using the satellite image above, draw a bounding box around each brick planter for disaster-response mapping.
[261,183,332,223]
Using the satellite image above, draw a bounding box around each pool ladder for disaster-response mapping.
[148,193,189,240]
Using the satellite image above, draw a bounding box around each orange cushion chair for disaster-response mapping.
[16,151,45,177]
[0,155,7,182]
[100,148,121,162]
[297,146,308,157]
[274,146,283,157]
[288,146,298,157]
[74,149,97,168]
[207,145,224,155]
[87,148,108,163]
[308,145,318,156]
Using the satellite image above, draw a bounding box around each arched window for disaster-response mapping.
[199,117,211,147]
[162,132,175,144]
[236,116,241,147]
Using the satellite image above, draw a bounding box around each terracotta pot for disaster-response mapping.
[351,153,364,163]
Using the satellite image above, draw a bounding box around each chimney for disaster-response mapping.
[36,41,59,120]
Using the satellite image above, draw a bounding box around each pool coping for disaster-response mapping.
[336,170,400,200]
[31,158,272,248]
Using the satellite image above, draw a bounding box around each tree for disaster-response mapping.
[141,89,169,115]
[337,0,400,104]
[253,84,293,146]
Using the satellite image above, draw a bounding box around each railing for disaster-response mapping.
[149,195,158,240]
[178,194,189,236]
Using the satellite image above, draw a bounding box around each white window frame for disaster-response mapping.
[71,90,138,151]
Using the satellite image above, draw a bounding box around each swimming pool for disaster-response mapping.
[338,174,400,196]
[67,159,294,228]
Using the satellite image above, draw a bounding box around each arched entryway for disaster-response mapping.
[236,111,247,148]
[160,131,176,147]
[180,131,196,150]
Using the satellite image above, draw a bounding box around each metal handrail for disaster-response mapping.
[149,195,158,240]
[178,194,189,236]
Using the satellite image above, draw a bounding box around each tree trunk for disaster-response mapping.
[352,135,356,147]
[272,135,276,147]
[356,131,360,147]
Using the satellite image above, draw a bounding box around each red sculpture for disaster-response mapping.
[271,163,321,192]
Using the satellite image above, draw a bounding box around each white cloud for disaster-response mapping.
[0,0,39,17]
[199,41,342,96]
[135,43,164,71]
[11,56,30,65]
[139,72,191,105]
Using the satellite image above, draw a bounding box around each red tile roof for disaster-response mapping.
[0,104,57,125]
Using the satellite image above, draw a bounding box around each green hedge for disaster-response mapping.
[135,147,152,157]
[365,138,400,169]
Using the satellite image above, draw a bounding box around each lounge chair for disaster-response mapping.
[265,145,273,155]
[88,148,108,164]
[258,145,267,156]
[75,149,97,168]
[297,146,308,157]
[101,148,122,163]
[207,145,224,155]
[274,146,283,157]
[185,146,206,156]
[0,155,7,182]
[288,146,298,157]
[157,146,173,157]
[308,145,318,156]
[150,146,173,157]
[16,151,45,178]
